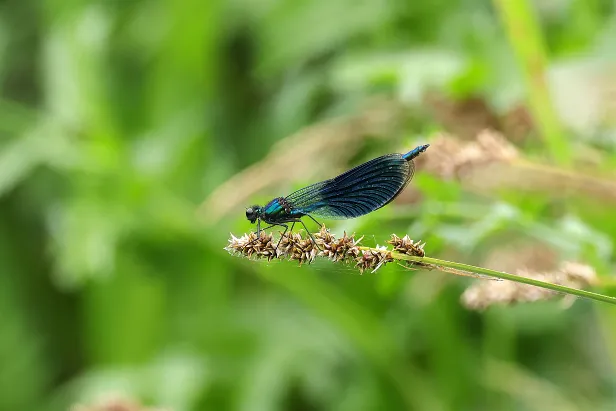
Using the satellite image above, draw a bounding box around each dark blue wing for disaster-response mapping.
[285,153,414,219]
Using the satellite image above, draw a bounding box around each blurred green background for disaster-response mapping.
[2,0,616,410]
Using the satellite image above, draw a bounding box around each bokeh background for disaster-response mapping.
[2,0,616,410]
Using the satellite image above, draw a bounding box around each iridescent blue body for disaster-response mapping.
[245,144,429,243]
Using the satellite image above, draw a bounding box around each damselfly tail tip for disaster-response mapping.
[417,143,430,153]
[403,143,430,161]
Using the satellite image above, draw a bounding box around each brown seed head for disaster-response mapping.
[316,226,361,262]
[388,234,425,257]
[225,231,277,260]
[355,246,394,274]
[290,235,318,265]
[226,226,427,275]
[419,130,519,180]
[461,261,598,310]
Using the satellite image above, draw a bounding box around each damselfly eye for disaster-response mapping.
[246,206,259,223]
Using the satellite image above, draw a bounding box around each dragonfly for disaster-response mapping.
[245,144,429,247]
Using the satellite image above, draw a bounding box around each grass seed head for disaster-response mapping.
[316,227,361,262]
[227,226,424,275]
[225,232,277,260]
[388,234,425,257]
[461,261,597,310]
[355,246,393,274]
[420,130,519,180]
[289,236,318,265]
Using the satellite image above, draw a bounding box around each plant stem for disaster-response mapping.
[380,249,616,306]
[493,0,570,165]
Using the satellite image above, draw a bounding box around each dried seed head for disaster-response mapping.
[388,234,425,257]
[276,231,303,257]
[225,231,277,260]
[316,226,361,262]
[500,104,534,144]
[559,261,598,287]
[315,225,336,246]
[482,242,558,275]
[226,227,426,275]
[422,92,500,141]
[289,235,318,265]
[461,261,598,310]
[419,130,519,180]
[355,246,393,274]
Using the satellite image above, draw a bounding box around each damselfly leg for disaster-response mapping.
[298,218,322,250]
[244,215,323,252]
[305,214,324,231]
[274,222,293,250]
[241,221,282,251]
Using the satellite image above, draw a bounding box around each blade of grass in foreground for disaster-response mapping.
[493,0,571,165]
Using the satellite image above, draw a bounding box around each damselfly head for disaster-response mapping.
[245,205,261,223]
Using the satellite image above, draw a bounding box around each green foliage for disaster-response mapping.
[1,0,616,410]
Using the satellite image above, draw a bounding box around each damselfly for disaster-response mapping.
[246,144,429,247]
